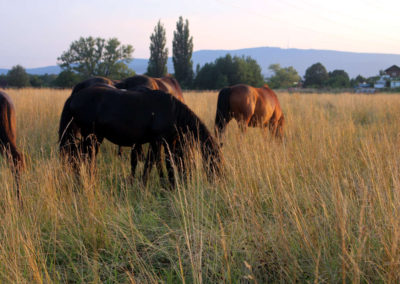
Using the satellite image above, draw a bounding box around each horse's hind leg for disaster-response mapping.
[276,115,285,139]
[9,145,24,200]
[0,143,23,200]
[266,113,284,139]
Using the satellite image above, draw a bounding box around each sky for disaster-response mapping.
[0,0,399,68]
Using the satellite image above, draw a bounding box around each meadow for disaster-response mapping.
[1,88,400,283]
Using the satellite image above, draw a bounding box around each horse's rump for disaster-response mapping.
[215,84,284,138]
[0,90,24,183]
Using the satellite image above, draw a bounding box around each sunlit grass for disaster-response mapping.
[1,88,400,282]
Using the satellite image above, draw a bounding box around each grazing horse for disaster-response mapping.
[71,76,115,94]
[115,75,185,102]
[114,75,185,156]
[0,90,24,198]
[59,77,119,157]
[59,86,222,185]
[215,84,284,139]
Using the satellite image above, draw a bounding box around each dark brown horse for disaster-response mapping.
[59,86,221,185]
[215,84,285,139]
[0,90,24,198]
[71,76,115,94]
[114,75,185,156]
[115,75,184,102]
[59,76,119,156]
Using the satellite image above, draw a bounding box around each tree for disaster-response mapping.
[327,70,350,88]
[303,62,329,88]
[29,74,57,87]
[7,65,30,87]
[0,74,8,88]
[172,16,194,88]
[147,20,168,77]
[194,54,264,89]
[267,64,300,89]
[58,36,134,80]
[54,70,81,88]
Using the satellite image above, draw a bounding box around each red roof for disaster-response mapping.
[385,65,400,73]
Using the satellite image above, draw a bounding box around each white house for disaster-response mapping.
[391,81,400,88]
[374,78,386,89]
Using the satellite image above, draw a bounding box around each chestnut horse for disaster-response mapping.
[0,90,24,198]
[59,86,222,185]
[215,84,284,139]
[115,75,184,102]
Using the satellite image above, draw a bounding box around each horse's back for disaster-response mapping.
[72,76,114,94]
[116,75,157,90]
[156,77,184,102]
[70,86,179,145]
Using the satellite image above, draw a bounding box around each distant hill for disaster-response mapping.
[2,47,400,78]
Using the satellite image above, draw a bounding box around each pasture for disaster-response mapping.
[1,88,400,282]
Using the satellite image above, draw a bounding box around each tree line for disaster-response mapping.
[0,17,375,90]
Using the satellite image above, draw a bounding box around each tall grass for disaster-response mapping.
[1,88,400,282]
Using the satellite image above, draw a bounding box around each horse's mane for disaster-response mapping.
[158,91,221,167]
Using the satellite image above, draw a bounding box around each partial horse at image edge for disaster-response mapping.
[0,90,25,198]
[215,84,285,139]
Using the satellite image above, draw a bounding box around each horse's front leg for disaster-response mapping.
[142,142,159,184]
[82,134,103,175]
[152,141,164,180]
[130,144,142,178]
[163,140,176,187]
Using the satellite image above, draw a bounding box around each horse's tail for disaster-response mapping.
[58,96,78,157]
[214,87,232,138]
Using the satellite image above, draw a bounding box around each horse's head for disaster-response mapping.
[202,135,224,178]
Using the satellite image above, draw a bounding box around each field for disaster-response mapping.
[1,88,400,283]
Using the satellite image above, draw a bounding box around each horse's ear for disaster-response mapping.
[263,83,270,88]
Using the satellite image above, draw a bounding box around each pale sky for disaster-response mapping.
[0,0,399,68]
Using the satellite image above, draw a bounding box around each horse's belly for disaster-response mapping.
[96,123,149,147]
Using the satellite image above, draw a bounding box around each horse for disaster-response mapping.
[115,75,185,102]
[58,76,122,156]
[0,90,25,198]
[215,84,285,139]
[58,86,222,185]
[114,75,185,156]
[71,76,115,94]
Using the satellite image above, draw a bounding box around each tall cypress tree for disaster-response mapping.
[147,20,168,77]
[172,16,194,88]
